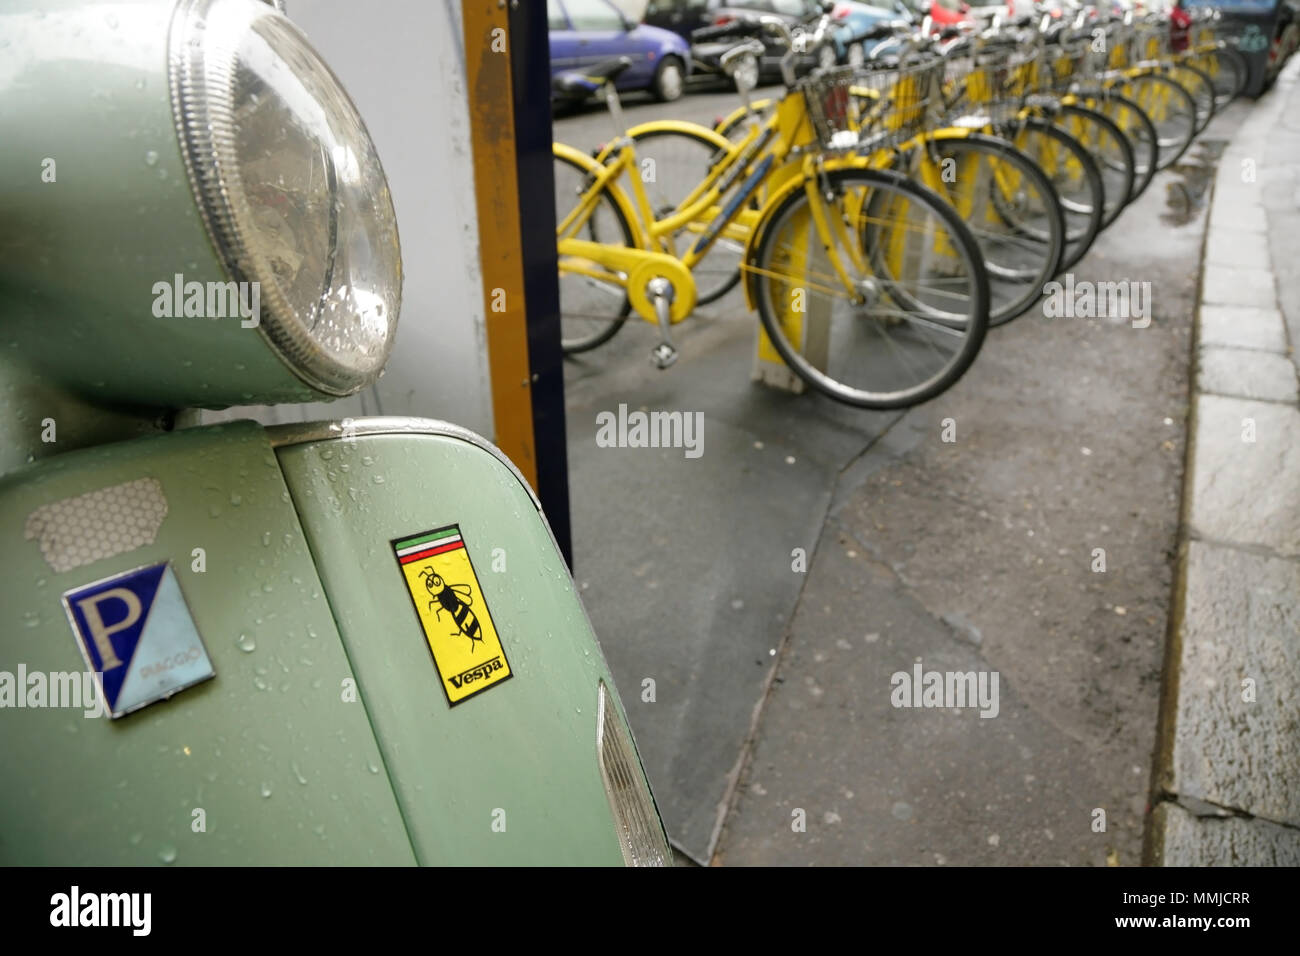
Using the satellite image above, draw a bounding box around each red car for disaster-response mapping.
[898,0,975,31]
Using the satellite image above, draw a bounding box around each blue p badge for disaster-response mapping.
[62,562,215,719]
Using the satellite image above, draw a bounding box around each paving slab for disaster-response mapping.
[1198,347,1298,403]
[1163,542,1300,827]
[1201,264,1277,310]
[1187,395,1300,557]
[1204,229,1271,270]
[1151,801,1300,866]
[1198,304,1288,353]
[1208,202,1268,235]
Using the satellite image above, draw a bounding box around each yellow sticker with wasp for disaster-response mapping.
[392,524,512,706]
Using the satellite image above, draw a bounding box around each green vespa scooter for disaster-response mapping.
[0,0,669,866]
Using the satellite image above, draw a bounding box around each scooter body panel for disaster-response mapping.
[272,419,628,866]
[0,418,645,864]
[0,420,414,864]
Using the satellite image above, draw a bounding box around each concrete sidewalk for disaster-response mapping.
[1149,56,1300,865]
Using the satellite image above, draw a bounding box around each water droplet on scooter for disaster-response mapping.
[238,634,256,652]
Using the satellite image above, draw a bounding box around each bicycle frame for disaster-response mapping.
[555,88,872,324]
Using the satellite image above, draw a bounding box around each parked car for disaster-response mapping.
[646,0,842,81]
[549,0,693,102]
[964,0,1021,26]
[1180,0,1300,95]
[832,1,916,64]
[897,0,976,30]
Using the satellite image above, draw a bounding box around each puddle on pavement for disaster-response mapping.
[1161,139,1227,227]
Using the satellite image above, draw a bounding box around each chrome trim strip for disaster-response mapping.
[265,416,544,515]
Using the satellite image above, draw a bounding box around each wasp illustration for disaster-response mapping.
[420,568,483,651]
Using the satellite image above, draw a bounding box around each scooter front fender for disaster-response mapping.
[0,418,664,865]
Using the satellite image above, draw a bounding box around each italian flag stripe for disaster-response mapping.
[395,527,461,555]
[398,539,464,564]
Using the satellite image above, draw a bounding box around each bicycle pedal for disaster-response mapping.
[650,343,678,369]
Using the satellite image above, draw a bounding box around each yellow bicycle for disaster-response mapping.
[553,45,992,409]
[628,22,1067,328]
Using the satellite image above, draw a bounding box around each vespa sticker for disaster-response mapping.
[392,525,512,706]
[62,562,215,719]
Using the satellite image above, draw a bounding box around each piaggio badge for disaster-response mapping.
[392,524,512,706]
[61,562,215,718]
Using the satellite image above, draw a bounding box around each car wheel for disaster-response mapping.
[846,42,865,68]
[818,45,838,71]
[731,52,760,92]
[653,55,685,102]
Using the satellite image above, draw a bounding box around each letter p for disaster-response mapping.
[76,589,142,670]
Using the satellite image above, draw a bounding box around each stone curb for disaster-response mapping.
[1151,58,1300,865]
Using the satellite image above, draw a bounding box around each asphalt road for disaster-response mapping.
[554,89,1245,864]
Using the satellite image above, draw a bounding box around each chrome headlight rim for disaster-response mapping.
[168,0,401,398]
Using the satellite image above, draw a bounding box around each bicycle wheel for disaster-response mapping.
[1086,92,1158,203]
[627,126,746,304]
[1166,62,1216,134]
[1195,45,1248,108]
[715,100,774,142]
[1004,118,1105,272]
[553,151,633,354]
[1054,104,1136,227]
[1116,72,1198,170]
[751,167,990,408]
[902,133,1064,327]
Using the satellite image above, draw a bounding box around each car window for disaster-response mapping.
[548,0,569,30]
[936,0,964,11]
[564,0,626,30]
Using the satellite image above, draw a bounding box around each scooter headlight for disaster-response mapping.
[169,0,401,396]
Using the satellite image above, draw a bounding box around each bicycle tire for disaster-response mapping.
[1166,61,1216,134]
[1058,103,1137,226]
[1084,92,1158,204]
[902,133,1065,326]
[751,167,990,408]
[1004,117,1105,272]
[553,150,634,355]
[1196,45,1248,107]
[1115,71,1198,171]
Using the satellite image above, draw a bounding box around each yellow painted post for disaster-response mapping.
[463,1,538,489]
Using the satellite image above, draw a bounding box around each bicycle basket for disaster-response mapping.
[801,59,942,152]
[1132,21,1172,63]
[1047,38,1092,92]
[942,46,1041,127]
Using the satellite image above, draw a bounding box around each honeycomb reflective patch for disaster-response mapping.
[62,562,215,718]
[25,478,168,573]
[392,525,512,706]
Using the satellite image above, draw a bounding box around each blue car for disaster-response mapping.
[549,0,693,102]
[830,1,914,65]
